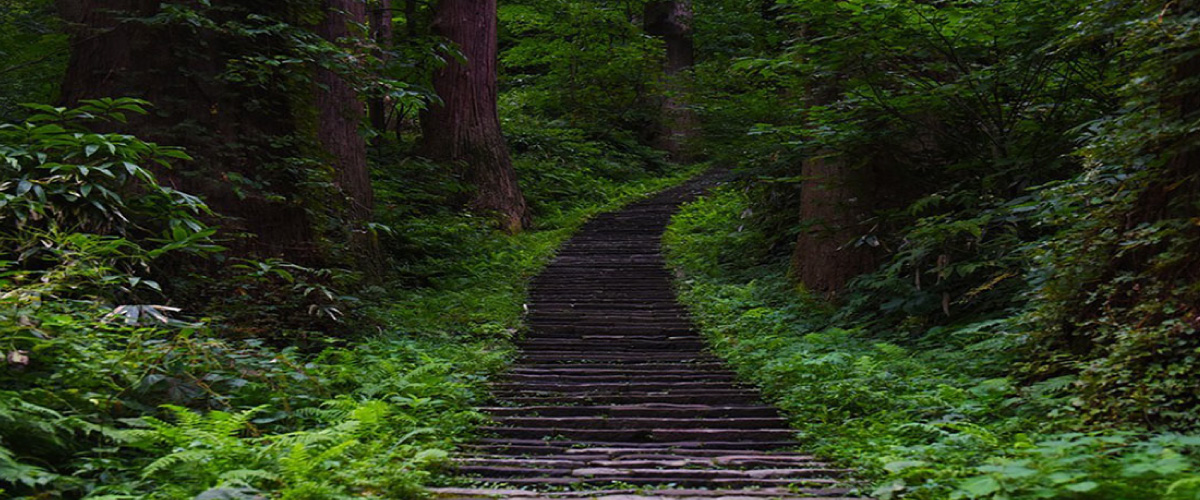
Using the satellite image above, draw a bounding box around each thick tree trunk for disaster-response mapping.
[315,0,373,222]
[368,0,393,135]
[790,156,878,296]
[56,0,154,105]
[57,0,320,260]
[644,1,697,161]
[420,0,529,232]
[1124,0,1200,275]
[405,0,418,36]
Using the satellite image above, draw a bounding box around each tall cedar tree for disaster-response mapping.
[420,0,530,232]
[367,0,392,135]
[315,0,374,222]
[644,1,697,161]
[788,85,880,296]
[56,0,374,261]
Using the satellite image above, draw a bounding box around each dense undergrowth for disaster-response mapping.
[666,188,1200,500]
[1,0,707,496]
[0,92,700,498]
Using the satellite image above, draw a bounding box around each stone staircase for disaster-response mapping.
[432,175,861,500]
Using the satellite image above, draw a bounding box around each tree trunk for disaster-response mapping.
[405,0,418,36]
[368,0,393,135]
[790,156,878,296]
[644,1,697,161]
[57,0,321,261]
[315,0,374,222]
[420,0,529,232]
[56,0,153,105]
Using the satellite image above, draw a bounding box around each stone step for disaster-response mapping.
[456,465,846,481]
[454,457,827,469]
[498,373,735,383]
[516,345,708,354]
[515,352,717,360]
[479,405,776,418]
[494,393,761,405]
[508,362,730,372]
[523,326,696,336]
[527,316,692,324]
[429,486,858,499]
[491,382,747,393]
[468,439,805,453]
[455,476,842,488]
[519,334,703,342]
[480,427,797,442]
[488,416,790,430]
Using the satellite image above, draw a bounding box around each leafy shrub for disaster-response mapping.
[665,187,1200,500]
[1,98,207,238]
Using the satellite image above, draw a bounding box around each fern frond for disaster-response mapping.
[218,468,281,486]
[142,449,213,478]
[311,439,360,467]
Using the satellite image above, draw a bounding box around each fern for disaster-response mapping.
[218,468,281,485]
[142,449,215,479]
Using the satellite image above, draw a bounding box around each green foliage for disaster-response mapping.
[665,187,1200,500]
[500,0,664,139]
[1,99,207,238]
[0,0,67,121]
[372,153,703,337]
[690,0,1200,434]
[1020,2,1200,428]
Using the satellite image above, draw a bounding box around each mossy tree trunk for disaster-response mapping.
[56,0,322,260]
[367,0,392,136]
[644,0,697,161]
[315,0,373,222]
[420,0,529,232]
[789,155,879,296]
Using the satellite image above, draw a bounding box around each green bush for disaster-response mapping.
[665,187,1200,500]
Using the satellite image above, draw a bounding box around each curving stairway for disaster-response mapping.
[432,174,860,500]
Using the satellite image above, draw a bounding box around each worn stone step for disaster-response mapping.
[517,345,708,354]
[530,298,683,306]
[454,457,827,469]
[499,373,735,384]
[456,465,846,482]
[519,334,702,343]
[520,334,701,341]
[479,405,776,418]
[494,393,761,405]
[480,427,797,442]
[524,327,696,336]
[491,382,746,393]
[429,486,858,499]
[469,439,805,452]
[457,476,842,488]
[489,417,789,430]
[508,362,730,372]
[493,387,752,397]
[527,317,693,326]
[531,281,673,287]
[516,352,717,360]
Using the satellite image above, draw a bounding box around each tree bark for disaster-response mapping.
[420,0,529,232]
[404,0,418,36]
[790,156,878,296]
[368,0,393,135]
[644,1,697,161]
[315,0,374,222]
[57,0,321,260]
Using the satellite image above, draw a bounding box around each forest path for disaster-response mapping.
[432,173,859,499]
